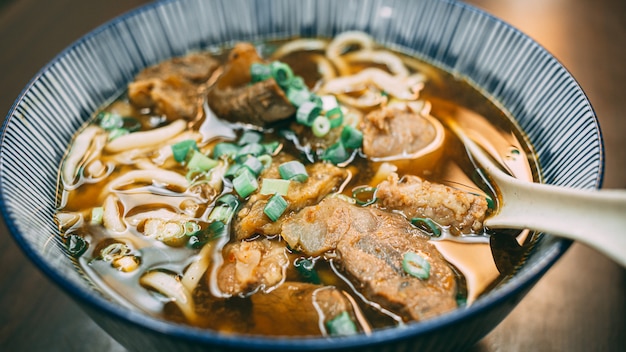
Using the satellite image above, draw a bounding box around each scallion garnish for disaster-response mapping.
[91,207,104,225]
[236,143,266,161]
[340,125,363,149]
[262,141,281,155]
[326,107,344,128]
[187,150,218,172]
[187,221,227,249]
[184,221,201,235]
[321,141,349,164]
[296,101,321,127]
[233,168,259,198]
[250,63,272,83]
[208,194,239,223]
[260,178,290,196]
[212,142,240,159]
[287,87,312,107]
[241,155,265,176]
[352,186,377,206]
[312,116,331,137]
[402,252,431,280]
[410,217,441,237]
[66,234,88,258]
[270,61,294,88]
[257,154,273,170]
[263,194,288,222]
[278,160,309,182]
[294,258,321,284]
[238,130,263,146]
[225,163,245,179]
[171,139,198,163]
[97,111,123,130]
[326,311,358,336]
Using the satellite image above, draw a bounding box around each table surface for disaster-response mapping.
[0,0,624,351]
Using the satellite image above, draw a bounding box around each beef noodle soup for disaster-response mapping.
[55,31,538,336]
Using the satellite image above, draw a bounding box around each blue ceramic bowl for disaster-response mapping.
[0,0,603,351]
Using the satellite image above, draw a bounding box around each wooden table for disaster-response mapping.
[1,0,624,351]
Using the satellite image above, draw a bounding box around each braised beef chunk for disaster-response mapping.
[376,173,488,234]
[361,105,436,159]
[250,282,366,336]
[207,43,296,126]
[217,238,288,296]
[234,159,349,240]
[128,52,219,120]
[281,197,458,321]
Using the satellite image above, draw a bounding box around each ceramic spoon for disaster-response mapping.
[447,120,626,268]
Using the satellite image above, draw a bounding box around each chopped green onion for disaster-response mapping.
[340,125,363,149]
[264,194,288,221]
[296,101,321,127]
[257,154,273,169]
[289,76,306,90]
[250,63,272,83]
[402,252,431,280]
[238,130,263,146]
[100,242,132,262]
[233,168,259,198]
[312,116,331,137]
[326,311,357,336]
[309,94,323,108]
[352,186,377,206]
[187,150,218,172]
[260,178,290,196]
[212,142,240,159]
[171,139,198,163]
[326,107,344,128]
[270,61,294,87]
[225,164,245,179]
[241,156,265,176]
[216,193,239,208]
[287,87,312,107]
[410,217,441,237]
[321,141,350,164]
[262,141,281,155]
[91,207,104,225]
[66,234,88,258]
[107,128,129,141]
[188,221,227,249]
[278,160,309,182]
[294,258,321,284]
[209,194,239,223]
[98,111,123,130]
[236,143,266,161]
[486,196,495,210]
[184,221,201,235]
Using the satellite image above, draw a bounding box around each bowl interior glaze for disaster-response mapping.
[0,0,603,351]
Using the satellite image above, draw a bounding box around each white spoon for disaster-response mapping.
[447,120,626,268]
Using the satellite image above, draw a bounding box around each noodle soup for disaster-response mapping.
[55,32,537,336]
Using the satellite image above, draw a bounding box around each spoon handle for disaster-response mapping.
[486,180,626,268]
[448,120,626,267]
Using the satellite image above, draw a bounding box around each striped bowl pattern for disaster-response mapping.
[0,0,603,351]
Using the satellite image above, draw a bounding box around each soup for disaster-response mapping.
[55,32,537,336]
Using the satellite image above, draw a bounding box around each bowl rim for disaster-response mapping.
[0,0,601,349]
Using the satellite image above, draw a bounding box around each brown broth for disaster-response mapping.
[56,39,539,336]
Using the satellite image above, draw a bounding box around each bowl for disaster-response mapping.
[0,0,603,351]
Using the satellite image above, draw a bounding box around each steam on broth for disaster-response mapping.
[55,31,537,336]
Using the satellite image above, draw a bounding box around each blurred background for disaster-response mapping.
[0,0,624,351]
